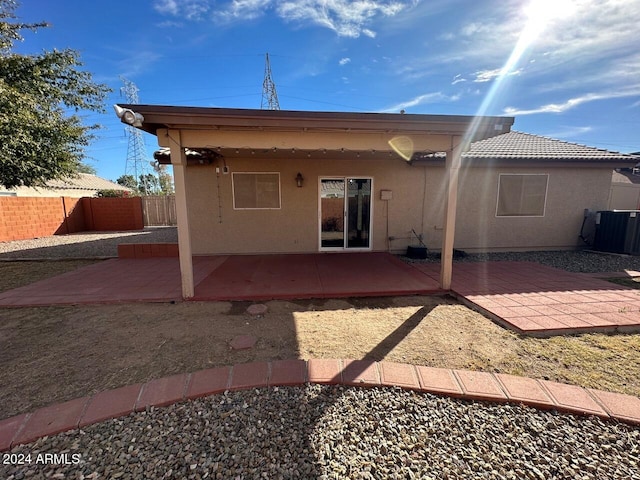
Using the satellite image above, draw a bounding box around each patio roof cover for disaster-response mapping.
[116,104,515,298]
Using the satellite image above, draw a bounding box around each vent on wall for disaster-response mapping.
[593,210,640,255]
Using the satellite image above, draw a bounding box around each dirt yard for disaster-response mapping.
[1,260,639,420]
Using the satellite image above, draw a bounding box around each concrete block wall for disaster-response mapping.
[0,196,143,242]
[0,197,80,242]
[82,197,144,232]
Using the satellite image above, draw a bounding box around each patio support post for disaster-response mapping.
[440,140,463,290]
[168,129,195,299]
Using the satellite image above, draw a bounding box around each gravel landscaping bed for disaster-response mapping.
[405,250,640,274]
[0,227,177,259]
[2,385,638,479]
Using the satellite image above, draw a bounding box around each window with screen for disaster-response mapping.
[232,172,281,209]
[496,174,548,217]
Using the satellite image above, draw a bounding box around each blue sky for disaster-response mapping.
[14,0,640,182]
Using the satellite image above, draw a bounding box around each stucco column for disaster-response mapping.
[440,141,463,290]
[168,129,195,299]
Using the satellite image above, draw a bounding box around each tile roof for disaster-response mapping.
[46,173,132,191]
[462,131,638,162]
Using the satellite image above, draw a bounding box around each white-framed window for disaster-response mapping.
[232,172,281,210]
[496,174,548,217]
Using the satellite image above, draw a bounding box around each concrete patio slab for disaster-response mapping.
[0,253,638,336]
[410,260,640,336]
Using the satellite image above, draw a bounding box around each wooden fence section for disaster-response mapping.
[141,196,177,226]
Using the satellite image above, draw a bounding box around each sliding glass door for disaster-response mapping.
[320,177,372,250]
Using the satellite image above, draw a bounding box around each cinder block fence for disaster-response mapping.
[0,197,144,242]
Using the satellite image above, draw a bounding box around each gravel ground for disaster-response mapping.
[2,385,638,479]
[0,227,177,259]
[405,250,640,273]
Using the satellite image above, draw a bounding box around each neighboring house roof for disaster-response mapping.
[0,173,132,197]
[45,173,132,191]
[464,131,638,163]
[414,131,639,167]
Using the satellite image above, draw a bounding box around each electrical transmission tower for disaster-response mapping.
[261,53,280,110]
[121,77,153,194]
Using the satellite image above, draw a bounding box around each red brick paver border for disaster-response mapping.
[2,359,639,451]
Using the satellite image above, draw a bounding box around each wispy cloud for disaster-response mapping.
[154,0,413,37]
[473,67,522,83]
[276,0,408,38]
[382,92,458,113]
[339,57,351,66]
[217,0,272,20]
[451,74,466,85]
[542,125,593,139]
[154,0,210,19]
[504,89,640,116]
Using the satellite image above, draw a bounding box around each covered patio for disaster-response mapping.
[0,253,442,306]
[114,105,515,299]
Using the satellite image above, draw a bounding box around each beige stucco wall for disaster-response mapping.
[455,166,611,251]
[609,183,640,210]
[182,156,613,255]
[184,155,448,255]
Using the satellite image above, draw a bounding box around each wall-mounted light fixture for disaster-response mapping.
[296,172,304,188]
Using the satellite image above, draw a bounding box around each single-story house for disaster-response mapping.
[115,104,638,298]
[0,173,132,198]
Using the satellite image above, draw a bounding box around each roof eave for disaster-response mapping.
[116,104,514,139]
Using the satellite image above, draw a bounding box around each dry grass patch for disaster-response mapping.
[512,334,640,397]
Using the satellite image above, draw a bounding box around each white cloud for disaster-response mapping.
[276,0,407,38]
[155,0,412,37]
[451,74,466,85]
[339,57,351,66]
[504,89,640,116]
[154,0,210,19]
[474,67,522,83]
[382,92,458,113]
[218,0,273,20]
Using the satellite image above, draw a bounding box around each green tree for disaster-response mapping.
[138,173,159,195]
[76,162,97,175]
[151,162,174,195]
[116,174,138,191]
[0,0,110,188]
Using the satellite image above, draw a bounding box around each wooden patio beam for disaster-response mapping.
[168,129,195,299]
[440,140,463,290]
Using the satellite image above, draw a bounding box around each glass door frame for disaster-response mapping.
[318,176,374,252]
